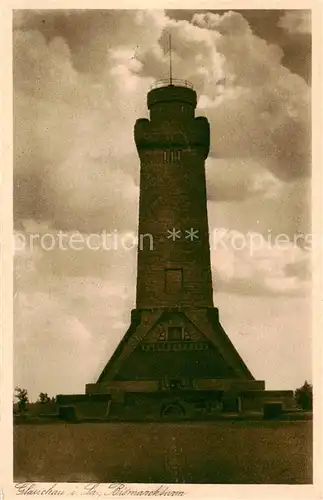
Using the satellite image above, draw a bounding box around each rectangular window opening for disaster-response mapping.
[162,150,182,163]
[165,268,183,294]
[167,326,184,341]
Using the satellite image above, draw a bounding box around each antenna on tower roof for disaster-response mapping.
[169,33,173,85]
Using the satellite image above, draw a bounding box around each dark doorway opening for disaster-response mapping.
[161,403,185,419]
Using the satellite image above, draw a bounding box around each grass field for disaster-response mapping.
[14,420,312,484]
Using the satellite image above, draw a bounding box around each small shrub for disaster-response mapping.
[37,392,52,404]
[14,387,29,414]
[295,381,313,411]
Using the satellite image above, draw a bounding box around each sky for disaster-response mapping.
[13,9,312,401]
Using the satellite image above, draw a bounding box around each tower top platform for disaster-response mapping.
[147,78,197,109]
[150,78,194,90]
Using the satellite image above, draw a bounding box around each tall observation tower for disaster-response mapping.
[57,60,294,419]
[83,75,287,420]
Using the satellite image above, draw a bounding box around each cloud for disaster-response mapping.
[284,257,311,281]
[191,12,310,181]
[211,229,311,297]
[14,225,137,400]
[207,177,311,244]
[14,10,169,87]
[14,24,151,231]
[205,158,282,202]
[14,10,311,233]
[14,282,132,401]
[215,292,311,390]
[278,10,311,35]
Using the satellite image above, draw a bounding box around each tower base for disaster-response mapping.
[56,388,295,421]
[56,306,295,421]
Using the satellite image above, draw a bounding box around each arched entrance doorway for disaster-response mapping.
[161,402,185,419]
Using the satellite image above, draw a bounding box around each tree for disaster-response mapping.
[295,381,313,411]
[14,387,29,413]
[37,392,52,404]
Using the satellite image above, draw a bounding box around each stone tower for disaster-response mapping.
[134,82,213,311]
[81,78,284,419]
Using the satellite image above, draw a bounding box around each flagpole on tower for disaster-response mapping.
[169,33,172,85]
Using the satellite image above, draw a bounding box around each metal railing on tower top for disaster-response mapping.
[150,78,194,90]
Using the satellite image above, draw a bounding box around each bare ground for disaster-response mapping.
[14,420,312,484]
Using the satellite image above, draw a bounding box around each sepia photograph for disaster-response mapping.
[10,6,315,488]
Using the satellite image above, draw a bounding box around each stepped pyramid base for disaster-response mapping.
[56,307,294,421]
